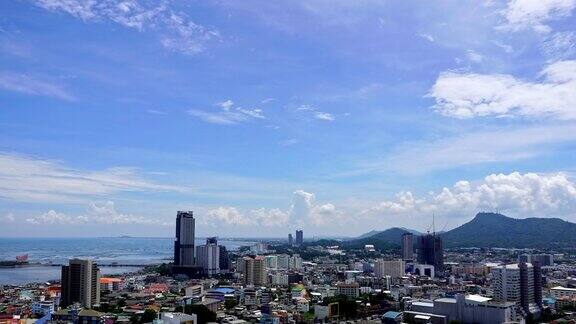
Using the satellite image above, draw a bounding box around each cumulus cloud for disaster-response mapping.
[429,60,576,119]
[1,213,15,223]
[500,0,576,33]
[25,201,168,226]
[33,0,219,55]
[0,72,74,100]
[0,152,184,203]
[363,172,576,221]
[202,190,341,227]
[188,99,265,125]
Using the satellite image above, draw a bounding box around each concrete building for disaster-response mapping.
[288,233,293,245]
[405,294,519,324]
[276,254,290,269]
[402,233,414,261]
[174,211,195,266]
[550,286,576,299]
[336,282,359,299]
[196,237,220,276]
[491,262,542,314]
[417,234,443,271]
[413,264,435,278]
[374,259,405,278]
[60,259,100,309]
[161,312,197,324]
[264,255,278,269]
[99,277,124,292]
[295,230,303,246]
[242,256,267,286]
[518,254,554,267]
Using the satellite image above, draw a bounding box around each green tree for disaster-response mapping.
[140,309,157,324]
[183,305,217,324]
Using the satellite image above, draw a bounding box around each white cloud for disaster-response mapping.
[363,172,576,221]
[189,99,266,125]
[315,112,335,121]
[217,99,234,111]
[202,190,341,227]
[0,72,74,100]
[26,210,74,224]
[466,50,484,63]
[25,201,168,226]
[417,33,435,42]
[541,31,576,61]
[347,123,576,175]
[33,0,219,55]
[500,0,576,33]
[429,60,576,119]
[1,213,15,223]
[0,152,184,203]
[295,104,336,122]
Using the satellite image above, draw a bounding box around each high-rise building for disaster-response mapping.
[374,259,405,278]
[60,259,100,308]
[417,234,443,271]
[518,254,554,267]
[219,246,229,271]
[241,256,267,286]
[196,237,220,276]
[491,263,542,313]
[174,211,195,266]
[288,233,294,245]
[402,233,414,261]
[295,230,303,246]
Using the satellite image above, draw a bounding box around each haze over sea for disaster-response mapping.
[0,237,255,285]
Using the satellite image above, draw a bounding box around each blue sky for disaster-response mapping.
[1,0,576,237]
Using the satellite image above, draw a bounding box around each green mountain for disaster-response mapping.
[441,212,576,248]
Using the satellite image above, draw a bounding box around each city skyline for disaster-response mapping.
[1,1,576,237]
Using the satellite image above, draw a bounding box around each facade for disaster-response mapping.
[417,234,443,271]
[288,233,294,245]
[99,277,124,292]
[174,211,195,266]
[196,237,220,276]
[518,254,554,267]
[219,245,229,271]
[550,286,576,299]
[242,256,267,286]
[374,259,405,278]
[336,282,360,299]
[413,264,435,278]
[60,259,100,309]
[295,230,303,246]
[402,233,414,261]
[406,294,519,324]
[491,262,542,313]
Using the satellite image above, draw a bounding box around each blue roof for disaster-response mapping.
[383,311,401,319]
[210,287,235,294]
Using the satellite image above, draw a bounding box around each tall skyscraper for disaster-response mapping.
[60,259,100,308]
[295,230,303,246]
[417,233,443,271]
[174,211,195,266]
[402,233,414,261]
[196,237,220,276]
[288,233,294,245]
[219,246,230,271]
[242,256,267,286]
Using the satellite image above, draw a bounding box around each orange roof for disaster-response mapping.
[100,277,123,284]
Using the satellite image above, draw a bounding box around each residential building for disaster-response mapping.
[374,259,405,278]
[196,237,220,276]
[336,282,359,299]
[295,230,303,246]
[491,262,543,313]
[60,259,100,309]
[402,233,414,261]
[242,256,267,286]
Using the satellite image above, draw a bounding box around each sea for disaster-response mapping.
[0,237,256,285]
